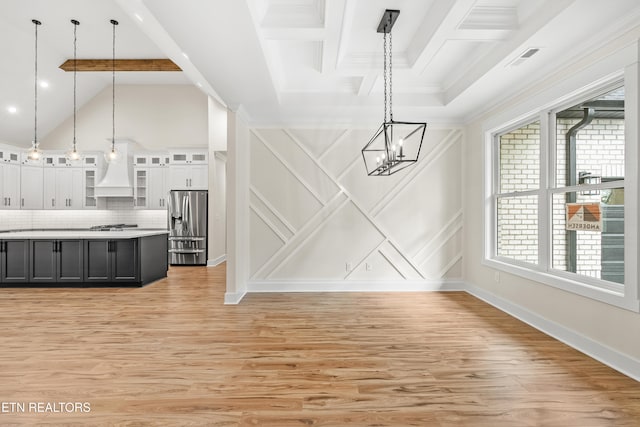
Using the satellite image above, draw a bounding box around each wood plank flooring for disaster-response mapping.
[0,264,638,426]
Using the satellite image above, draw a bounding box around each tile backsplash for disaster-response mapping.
[0,210,167,231]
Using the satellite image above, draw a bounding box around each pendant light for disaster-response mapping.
[27,19,42,161]
[361,10,426,176]
[106,19,121,163]
[66,19,81,161]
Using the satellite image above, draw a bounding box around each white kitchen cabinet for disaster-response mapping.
[150,154,170,167]
[1,163,21,210]
[20,165,43,209]
[83,169,98,209]
[169,150,207,165]
[134,168,148,209]
[0,147,21,210]
[169,164,208,190]
[43,168,83,209]
[0,149,20,164]
[134,152,170,209]
[134,167,169,209]
[43,154,71,168]
[148,167,169,209]
[42,152,101,210]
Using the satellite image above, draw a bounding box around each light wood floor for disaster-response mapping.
[0,265,638,426]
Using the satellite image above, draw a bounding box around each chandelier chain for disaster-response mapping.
[383,31,387,123]
[389,25,393,122]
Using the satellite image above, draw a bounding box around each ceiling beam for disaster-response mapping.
[59,59,181,72]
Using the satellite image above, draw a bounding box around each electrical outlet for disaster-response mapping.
[346,262,352,272]
[494,271,500,283]
[366,263,372,271]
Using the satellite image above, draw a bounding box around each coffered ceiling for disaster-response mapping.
[1,0,639,145]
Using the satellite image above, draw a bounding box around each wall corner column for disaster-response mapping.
[225,108,250,304]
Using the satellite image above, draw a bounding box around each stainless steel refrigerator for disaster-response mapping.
[167,190,208,265]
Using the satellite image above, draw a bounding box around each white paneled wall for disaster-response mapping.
[0,210,166,231]
[248,127,463,286]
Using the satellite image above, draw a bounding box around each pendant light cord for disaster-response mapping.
[72,20,79,151]
[111,19,118,150]
[33,19,41,146]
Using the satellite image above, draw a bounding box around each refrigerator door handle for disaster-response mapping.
[183,195,191,235]
[169,194,182,230]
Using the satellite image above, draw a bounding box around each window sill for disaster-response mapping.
[482,258,640,312]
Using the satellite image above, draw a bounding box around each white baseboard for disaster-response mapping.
[207,255,227,267]
[224,290,246,305]
[247,280,465,293]
[465,281,640,382]
[223,277,640,381]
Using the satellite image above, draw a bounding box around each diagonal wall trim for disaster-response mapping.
[436,253,463,279]
[250,185,297,234]
[251,191,348,279]
[252,129,328,206]
[286,128,428,280]
[344,238,388,280]
[379,240,424,279]
[370,129,463,218]
[265,193,351,279]
[250,204,289,244]
[319,129,351,161]
[336,153,364,182]
[378,247,408,279]
[413,210,463,265]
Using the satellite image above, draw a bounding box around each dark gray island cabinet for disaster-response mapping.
[0,240,29,283]
[30,240,84,283]
[0,231,168,286]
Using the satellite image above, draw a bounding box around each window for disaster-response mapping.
[486,80,637,310]
[496,120,540,264]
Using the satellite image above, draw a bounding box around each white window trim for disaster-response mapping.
[483,63,640,313]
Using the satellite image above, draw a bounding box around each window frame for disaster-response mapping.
[484,73,639,312]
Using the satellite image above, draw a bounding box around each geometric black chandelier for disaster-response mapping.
[361,9,426,176]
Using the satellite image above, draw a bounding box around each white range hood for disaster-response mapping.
[94,140,134,198]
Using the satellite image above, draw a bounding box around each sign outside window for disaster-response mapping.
[566,203,602,231]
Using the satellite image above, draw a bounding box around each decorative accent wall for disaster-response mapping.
[248,127,463,286]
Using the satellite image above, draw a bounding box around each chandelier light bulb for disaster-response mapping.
[106,144,121,163]
[27,143,41,160]
[66,146,81,161]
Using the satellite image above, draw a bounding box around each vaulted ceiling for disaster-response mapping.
[1,0,639,145]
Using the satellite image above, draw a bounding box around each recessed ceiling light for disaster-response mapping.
[182,52,189,60]
[39,80,49,88]
[134,13,143,22]
[196,82,203,88]
[7,106,17,114]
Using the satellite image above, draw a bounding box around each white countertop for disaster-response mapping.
[0,230,168,239]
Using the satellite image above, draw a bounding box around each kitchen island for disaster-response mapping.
[0,229,168,286]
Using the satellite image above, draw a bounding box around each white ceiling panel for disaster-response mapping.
[1,0,639,141]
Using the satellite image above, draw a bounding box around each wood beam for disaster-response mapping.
[59,59,181,72]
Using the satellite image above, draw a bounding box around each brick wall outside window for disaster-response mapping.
[498,118,624,277]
